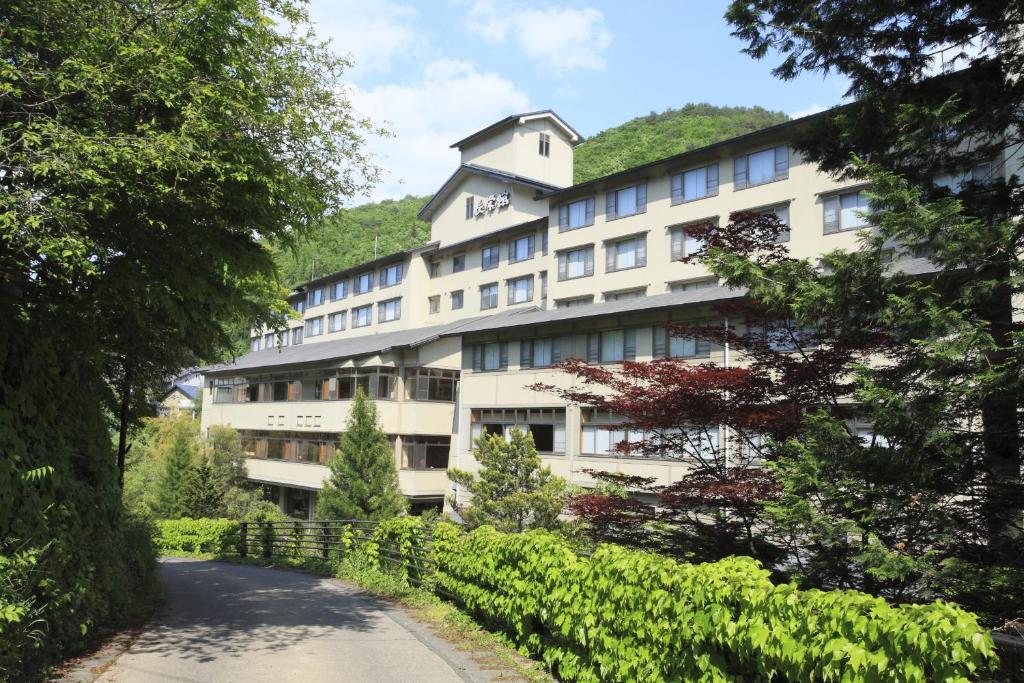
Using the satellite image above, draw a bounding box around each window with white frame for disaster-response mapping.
[480,283,498,310]
[481,244,500,270]
[451,289,464,310]
[352,304,372,328]
[671,163,719,204]
[558,197,596,231]
[353,272,373,295]
[290,327,303,345]
[264,333,275,349]
[507,275,534,305]
[379,263,403,288]
[539,133,550,157]
[734,146,788,189]
[304,316,324,337]
[823,190,871,234]
[605,235,646,272]
[378,297,401,323]
[586,328,636,363]
[251,337,261,352]
[328,311,346,332]
[470,408,566,453]
[605,182,647,220]
[557,245,594,280]
[331,280,348,301]
[307,287,325,307]
[428,295,440,314]
[508,234,535,263]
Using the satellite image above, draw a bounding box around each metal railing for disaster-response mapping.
[236,519,1024,682]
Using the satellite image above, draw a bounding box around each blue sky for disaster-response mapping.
[307,1,850,203]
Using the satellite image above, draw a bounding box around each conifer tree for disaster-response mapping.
[316,388,406,520]
[155,426,197,519]
[181,462,225,518]
[448,428,569,533]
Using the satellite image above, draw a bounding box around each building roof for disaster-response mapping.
[159,382,199,402]
[426,217,548,257]
[449,110,583,150]
[286,243,434,299]
[417,163,563,222]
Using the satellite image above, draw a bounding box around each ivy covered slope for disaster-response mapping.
[572,103,789,184]
[273,104,788,287]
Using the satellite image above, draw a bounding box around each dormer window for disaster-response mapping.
[539,133,550,157]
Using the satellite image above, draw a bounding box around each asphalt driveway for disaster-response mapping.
[96,557,514,683]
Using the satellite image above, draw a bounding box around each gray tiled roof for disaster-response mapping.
[417,164,563,221]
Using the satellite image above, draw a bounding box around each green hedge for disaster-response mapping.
[431,524,997,682]
[154,518,240,555]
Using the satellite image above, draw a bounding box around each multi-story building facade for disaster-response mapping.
[200,109,1020,518]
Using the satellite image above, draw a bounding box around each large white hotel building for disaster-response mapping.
[200,109,1015,518]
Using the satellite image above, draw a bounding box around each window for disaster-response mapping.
[761,204,791,242]
[653,324,711,358]
[402,437,451,469]
[352,304,372,328]
[587,329,637,363]
[539,132,550,157]
[452,254,466,272]
[251,337,261,352]
[331,280,349,301]
[471,342,508,371]
[465,196,474,219]
[520,338,561,369]
[541,230,548,255]
[507,275,534,305]
[264,333,275,349]
[558,197,595,231]
[670,222,711,260]
[405,368,458,402]
[669,278,716,293]
[508,234,535,263]
[378,298,401,323]
[306,287,325,308]
[671,163,719,204]
[480,283,498,310]
[451,289,464,310]
[304,316,323,337]
[428,295,440,314]
[328,311,346,332]
[428,261,441,278]
[734,146,788,189]
[605,288,646,301]
[379,263,403,288]
[471,408,566,453]
[290,327,303,345]
[557,245,594,280]
[556,296,593,308]
[934,164,991,193]
[539,271,547,300]
[606,235,647,272]
[747,318,815,351]
[291,299,305,314]
[481,244,500,270]
[605,182,647,220]
[353,272,373,295]
[824,190,871,233]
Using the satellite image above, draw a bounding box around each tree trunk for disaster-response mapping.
[116,359,133,490]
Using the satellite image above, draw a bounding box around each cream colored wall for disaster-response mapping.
[429,174,550,247]
[459,126,515,170]
[509,118,574,187]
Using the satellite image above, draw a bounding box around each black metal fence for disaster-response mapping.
[237,519,1024,682]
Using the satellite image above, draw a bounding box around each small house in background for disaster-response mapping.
[158,369,203,418]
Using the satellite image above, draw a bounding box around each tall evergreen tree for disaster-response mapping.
[155,427,197,519]
[181,462,225,519]
[316,388,406,521]
[448,429,569,533]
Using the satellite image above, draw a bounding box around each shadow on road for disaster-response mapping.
[132,559,383,664]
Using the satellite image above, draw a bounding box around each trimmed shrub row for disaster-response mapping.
[431,524,997,682]
[154,518,240,555]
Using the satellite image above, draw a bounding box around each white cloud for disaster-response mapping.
[790,103,827,120]
[307,0,422,74]
[349,59,532,202]
[465,1,613,72]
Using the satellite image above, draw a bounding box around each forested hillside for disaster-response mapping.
[274,103,789,287]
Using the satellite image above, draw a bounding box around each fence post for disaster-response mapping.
[239,522,248,558]
[262,522,272,558]
[320,521,330,560]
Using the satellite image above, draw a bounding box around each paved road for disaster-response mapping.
[97,558,513,683]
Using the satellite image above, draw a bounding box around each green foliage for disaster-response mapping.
[154,518,241,555]
[449,429,568,533]
[155,426,200,519]
[316,388,406,521]
[180,463,225,520]
[573,103,788,184]
[431,524,997,682]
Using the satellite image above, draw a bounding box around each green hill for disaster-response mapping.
[274,103,789,287]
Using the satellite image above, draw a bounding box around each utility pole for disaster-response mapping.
[310,256,316,280]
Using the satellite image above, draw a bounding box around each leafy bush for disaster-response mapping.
[154,518,240,555]
[431,524,998,682]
